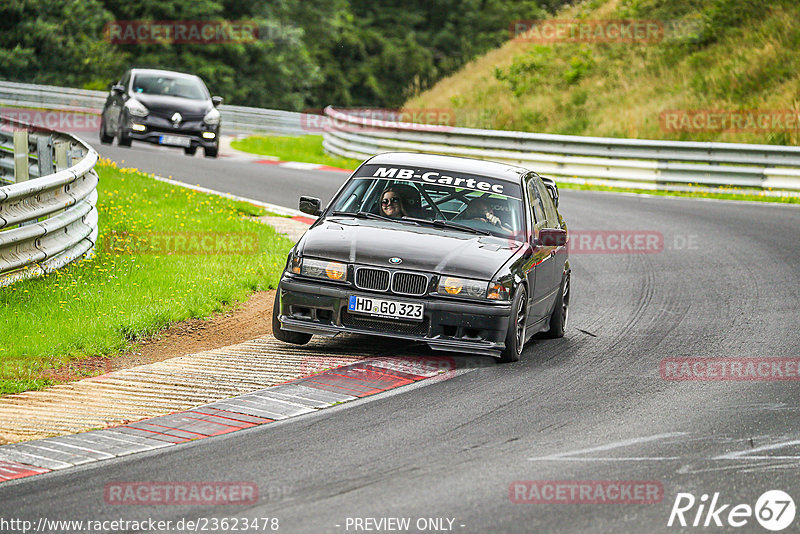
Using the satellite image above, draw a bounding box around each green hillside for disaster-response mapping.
[405,0,800,145]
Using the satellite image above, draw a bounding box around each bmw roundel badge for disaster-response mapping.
[389,257,402,264]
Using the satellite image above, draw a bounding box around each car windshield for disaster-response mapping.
[131,74,208,100]
[329,164,525,239]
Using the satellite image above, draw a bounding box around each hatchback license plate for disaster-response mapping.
[159,135,191,147]
[348,296,423,322]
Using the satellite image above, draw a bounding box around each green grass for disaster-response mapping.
[0,159,294,395]
[231,134,360,170]
[558,182,800,204]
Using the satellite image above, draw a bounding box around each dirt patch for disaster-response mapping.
[45,290,276,380]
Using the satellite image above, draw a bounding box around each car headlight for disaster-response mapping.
[292,257,347,282]
[125,99,148,117]
[203,107,221,126]
[438,276,488,299]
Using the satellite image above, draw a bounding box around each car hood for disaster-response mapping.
[132,94,211,117]
[298,218,524,279]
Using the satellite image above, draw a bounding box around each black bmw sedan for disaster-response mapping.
[99,68,222,157]
[273,153,570,362]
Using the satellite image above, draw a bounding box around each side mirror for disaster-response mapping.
[299,196,321,216]
[541,177,559,208]
[537,228,567,247]
[111,84,126,95]
[546,185,558,208]
[211,96,223,107]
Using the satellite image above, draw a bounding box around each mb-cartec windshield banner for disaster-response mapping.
[355,164,522,199]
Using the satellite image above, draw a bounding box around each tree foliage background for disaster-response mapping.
[0,0,561,110]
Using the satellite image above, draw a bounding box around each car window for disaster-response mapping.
[132,74,208,100]
[120,71,131,90]
[535,178,559,226]
[328,166,524,239]
[526,179,546,228]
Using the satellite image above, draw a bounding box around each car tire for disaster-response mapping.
[499,286,527,363]
[99,116,114,145]
[543,272,569,338]
[204,144,218,158]
[117,121,132,147]
[272,290,312,345]
[184,146,197,156]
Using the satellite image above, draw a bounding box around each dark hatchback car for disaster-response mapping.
[99,68,222,157]
[273,153,570,362]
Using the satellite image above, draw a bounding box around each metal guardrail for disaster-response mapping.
[0,118,99,286]
[322,107,800,192]
[5,81,799,192]
[0,80,312,136]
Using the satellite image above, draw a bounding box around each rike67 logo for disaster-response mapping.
[668,490,796,531]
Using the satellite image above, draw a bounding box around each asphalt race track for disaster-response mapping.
[2,138,799,533]
[97,142,347,209]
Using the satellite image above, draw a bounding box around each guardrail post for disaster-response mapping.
[51,141,72,218]
[54,142,69,171]
[36,135,55,176]
[68,145,84,166]
[13,130,29,183]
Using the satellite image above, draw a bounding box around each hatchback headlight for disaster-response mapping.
[294,257,347,282]
[203,107,221,126]
[125,99,148,117]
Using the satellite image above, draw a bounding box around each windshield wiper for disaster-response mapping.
[402,217,491,236]
[331,210,391,221]
[329,211,487,234]
[330,211,412,224]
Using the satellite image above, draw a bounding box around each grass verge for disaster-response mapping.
[559,182,800,204]
[0,159,293,395]
[231,134,360,170]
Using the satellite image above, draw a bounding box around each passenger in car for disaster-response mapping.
[380,187,408,218]
[461,197,504,227]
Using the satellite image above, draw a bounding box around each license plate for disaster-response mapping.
[159,135,191,147]
[348,296,424,322]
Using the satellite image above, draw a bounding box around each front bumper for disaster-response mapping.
[277,276,512,357]
[126,115,219,149]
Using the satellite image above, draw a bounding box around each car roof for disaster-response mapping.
[364,152,531,183]
[129,68,201,80]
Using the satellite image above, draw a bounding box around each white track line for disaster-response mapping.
[528,432,687,461]
[151,174,314,218]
